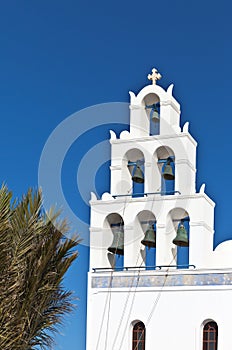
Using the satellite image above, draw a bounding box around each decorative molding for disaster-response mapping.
[167,84,174,96]
[90,192,97,201]
[119,130,131,139]
[101,192,114,201]
[160,100,180,114]
[92,271,232,289]
[129,104,145,110]
[182,122,189,133]
[90,192,214,206]
[124,225,134,230]
[110,165,122,171]
[190,221,214,234]
[200,183,206,193]
[110,132,197,147]
[175,159,196,172]
[128,91,136,103]
[109,130,117,140]
[156,223,166,229]
[89,227,103,232]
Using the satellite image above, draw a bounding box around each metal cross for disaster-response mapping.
[147,68,162,85]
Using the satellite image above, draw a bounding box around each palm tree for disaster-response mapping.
[0,185,80,350]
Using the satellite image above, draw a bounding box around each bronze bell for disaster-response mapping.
[127,161,134,175]
[151,109,160,123]
[141,224,156,248]
[108,226,124,255]
[132,165,144,183]
[162,158,175,180]
[172,222,189,247]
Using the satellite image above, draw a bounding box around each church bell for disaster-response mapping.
[172,222,189,247]
[151,108,160,123]
[108,226,124,255]
[132,165,144,183]
[127,161,134,175]
[141,224,156,248]
[162,158,175,180]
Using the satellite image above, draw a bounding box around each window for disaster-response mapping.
[203,321,218,350]
[132,321,145,350]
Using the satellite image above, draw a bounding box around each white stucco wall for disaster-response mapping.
[86,269,232,350]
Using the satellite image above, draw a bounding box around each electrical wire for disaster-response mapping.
[112,195,157,349]
[104,271,113,350]
[95,270,113,350]
[111,247,144,349]
[133,252,177,350]
[99,187,132,350]
[95,183,164,349]
[116,261,143,350]
[147,253,177,327]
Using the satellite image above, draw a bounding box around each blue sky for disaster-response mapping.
[0,1,230,349]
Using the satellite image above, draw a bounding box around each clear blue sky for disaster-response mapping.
[0,1,230,349]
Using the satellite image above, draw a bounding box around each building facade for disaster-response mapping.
[86,69,232,350]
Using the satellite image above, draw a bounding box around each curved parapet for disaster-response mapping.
[90,192,97,202]
[101,192,114,200]
[199,183,206,193]
[182,122,189,133]
[109,130,117,140]
[167,83,174,96]
[129,91,136,105]
[119,130,131,139]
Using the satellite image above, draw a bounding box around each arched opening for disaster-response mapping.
[137,210,156,270]
[203,321,218,350]
[167,208,190,268]
[132,321,145,350]
[143,93,160,136]
[156,146,175,195]
[105,213,124,270]
[125,149,145,197]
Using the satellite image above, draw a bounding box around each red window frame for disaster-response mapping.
[203,321,218,350]
[132,321,145,350]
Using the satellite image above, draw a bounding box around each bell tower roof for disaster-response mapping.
[128,68,181,137]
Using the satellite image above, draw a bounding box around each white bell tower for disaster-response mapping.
[86,69,232,350]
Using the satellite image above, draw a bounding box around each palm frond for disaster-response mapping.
[0,187,80,350]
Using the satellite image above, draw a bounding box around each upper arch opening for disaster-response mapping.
[143,93,160,136]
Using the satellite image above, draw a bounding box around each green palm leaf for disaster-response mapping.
[0,186,80,349]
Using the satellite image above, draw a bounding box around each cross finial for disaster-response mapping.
[147,68,162,85]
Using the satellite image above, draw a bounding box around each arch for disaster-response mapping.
[135,84,168,105]
[104,213,123,227]
[104,213,124,269]
[143,93,160,136]
[132,321,146,350]
[167,208,190,268]
[154,146,175,195]
[202,320,218,350]
[124,148,145,197]
[137,210,156,269]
